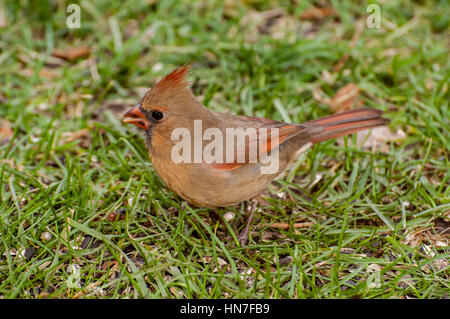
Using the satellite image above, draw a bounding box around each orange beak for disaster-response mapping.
[122,105,149,130]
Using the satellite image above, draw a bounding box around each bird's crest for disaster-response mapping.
[154,64,191,91]
[142,65,193,109]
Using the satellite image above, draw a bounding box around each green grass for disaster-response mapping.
[0,0,449,299]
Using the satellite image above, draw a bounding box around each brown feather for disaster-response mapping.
[306,108,389,143]
[153,64,191,91]
[141,64,195,112]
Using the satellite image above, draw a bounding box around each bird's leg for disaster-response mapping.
[237,199,258,246]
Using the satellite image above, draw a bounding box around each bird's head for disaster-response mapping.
[123,65,207,150]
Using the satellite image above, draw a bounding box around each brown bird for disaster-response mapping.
[123,65,389,244]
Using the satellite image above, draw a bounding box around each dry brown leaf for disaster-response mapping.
[313,83,362,111]
[338,126,406,151]
[293,222,315,228]
[331,83,361,111]
[38,69,58,78]
[105,209,127,222]
[267,222,315,229]
[101,260,119,271]
[264,15,297,40]
[0,119,13,141]
[0,2,7,28]
[300,7,335,20]
[52,46,91,61]
[240,9,297,42]
[321,69,335,85]
[45,55,66,68]
[241,8,285,27]
[19,68,59,79]
[62,128,90,144]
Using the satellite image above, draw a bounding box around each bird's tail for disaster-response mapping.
[306,108,389,143]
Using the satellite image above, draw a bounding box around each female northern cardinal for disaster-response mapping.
[123,65,389,244]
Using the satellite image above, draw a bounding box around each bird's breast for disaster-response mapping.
[148,152,280,207]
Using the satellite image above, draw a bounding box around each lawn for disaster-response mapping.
[0,0,448,299]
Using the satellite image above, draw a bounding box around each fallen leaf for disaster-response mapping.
[0,2,7,28]
[241,8,285,27]
[19,69,34,77]
[45,55,66,68]
[300,7,335,20]
[435,240,447,247]
[62,128,90,144]
[101,260,119,271]
[267,221,315,229]
[105,209,126,222]
[338,126,406,151]
[39,292,49,298]
[403,228,421,248]
[223,211,236,222]
[240,9,298,42]
[313,83,362,111]
[321,69,335,85]
[19,68,59,79]
[199,256,213,264]
[52,46,91,61]
[331,83,361,111]
[0,119,13,141]
[293,222,315,228]
[38,69,58,78]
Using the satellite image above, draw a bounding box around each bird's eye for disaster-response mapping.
[151,110,164,121]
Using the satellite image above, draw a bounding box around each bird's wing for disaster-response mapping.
[210,113,309,170]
